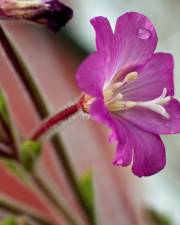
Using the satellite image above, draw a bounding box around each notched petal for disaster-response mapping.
[90,16,113,53]
[114,12,158,69]
[76,51,107,97]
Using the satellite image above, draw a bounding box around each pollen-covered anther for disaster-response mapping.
[110,71,138,90]
[108,101,136,112]
[124,71,138,83]
[103,89,114,102]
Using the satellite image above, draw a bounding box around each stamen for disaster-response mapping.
[124,72,138,83]
[111,82,123,89]
[84,71,170,120]
[115,93,123,101]
[103,72,138,111]
[110,71,138,90]
[108,101,136,111]
[103,89,114,102]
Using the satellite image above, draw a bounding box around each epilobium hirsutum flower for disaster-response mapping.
[76,12,180,177]
[0,0,73,31]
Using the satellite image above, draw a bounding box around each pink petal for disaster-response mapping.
[120,98,180,135]
[76,51,107,97]
[90,98,126,154]
[112,135,132,167]
[113,117,166,177]
[121,53,174,101]
[114,12,157,72]
[90,16,113,54]
[90,99,166,176]
[76,13,159,95]
[76,17,116,96]
[90,16,118,86]
[129,122,166,177]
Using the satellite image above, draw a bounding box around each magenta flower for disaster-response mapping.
[0,0,73,31]
[76,12,180,177]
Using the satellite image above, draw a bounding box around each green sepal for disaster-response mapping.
[20,140,42,172]
[78,170,95,221]
[0,216,17,225]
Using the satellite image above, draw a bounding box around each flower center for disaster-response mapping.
[82,71,171,119]
[104,71,138,111]
[103,71,171,119]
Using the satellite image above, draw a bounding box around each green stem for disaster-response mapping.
[0,26,96,224]
[0,92,20,159]
[31,173,82,225]
[0,198,54,225]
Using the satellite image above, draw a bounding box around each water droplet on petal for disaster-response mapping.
[137,28,151,40]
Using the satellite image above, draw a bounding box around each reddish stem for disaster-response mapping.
[31,98,83,141]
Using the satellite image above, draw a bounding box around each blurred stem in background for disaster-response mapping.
[0,26,96,225]
[0,198,54,225]
[0,92,82,225]
[144,208,173,225]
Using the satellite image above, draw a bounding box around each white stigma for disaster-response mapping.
[103,71,171,119]
[135,88,171,119]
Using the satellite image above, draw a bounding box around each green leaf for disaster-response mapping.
[0,89,18,145]
[0,90,10,124]
[20,140,42,172]
[78,170,95,220]
[0,216,17,225]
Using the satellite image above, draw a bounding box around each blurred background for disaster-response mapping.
[0,0,180,224]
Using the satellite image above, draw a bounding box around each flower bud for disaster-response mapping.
[0,0,73,31]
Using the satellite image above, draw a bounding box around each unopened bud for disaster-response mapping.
[0,0,73,32]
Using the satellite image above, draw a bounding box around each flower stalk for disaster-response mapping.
[31,100,83,141]
[0,26,96,225]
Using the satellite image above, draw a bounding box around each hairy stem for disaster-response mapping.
[31,101,81,140]
[0,26,96,224]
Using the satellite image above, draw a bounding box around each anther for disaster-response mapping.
[108,101,136,111]
[124,71,138,83]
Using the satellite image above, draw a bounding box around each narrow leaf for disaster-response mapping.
[0,90,10,124]
[78,170,95,221]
